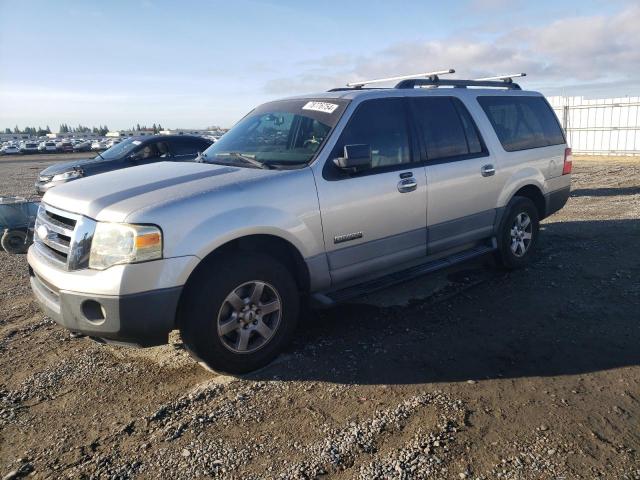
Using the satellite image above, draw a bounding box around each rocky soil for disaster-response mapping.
[0,154,639,479]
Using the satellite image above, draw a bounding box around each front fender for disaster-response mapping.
[185,205,323,260]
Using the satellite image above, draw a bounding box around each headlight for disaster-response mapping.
[89,223,162,270]
[52,170,82,182]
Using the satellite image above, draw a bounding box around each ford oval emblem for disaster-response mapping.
[36,224,49,241]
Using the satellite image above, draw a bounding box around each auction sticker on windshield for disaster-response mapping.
[302,101,339,114]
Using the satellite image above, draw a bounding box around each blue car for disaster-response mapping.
[35,135,212,194]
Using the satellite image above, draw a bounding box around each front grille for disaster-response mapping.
[33,204,95,270]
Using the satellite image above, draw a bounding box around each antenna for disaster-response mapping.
[474,73,527,82]
[346,69,455,88]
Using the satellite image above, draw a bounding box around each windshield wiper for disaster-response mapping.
[216,152,273,170]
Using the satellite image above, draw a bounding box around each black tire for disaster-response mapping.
[179,252,300,374]
[494,196,540,269]
[1,230,28,254]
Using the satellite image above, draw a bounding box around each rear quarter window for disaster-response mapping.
[477,96,565,152]
[171,138,210,155]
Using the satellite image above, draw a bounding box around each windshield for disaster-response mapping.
[97,138,141,160]
[201,98,348,168]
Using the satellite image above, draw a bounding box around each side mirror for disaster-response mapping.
[332,144,372,173]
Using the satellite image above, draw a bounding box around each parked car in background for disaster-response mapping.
[34,135,212,193]
[73,140,92,152]
[26,74,571,373]
[38,141,58,152]
[91,140,107,151]
[20,141,40,154]
[105,139,121,149]
[0,144,20,155]
[56,141,74,153]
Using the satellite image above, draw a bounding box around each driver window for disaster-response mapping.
[135,141,168,160]
[333,98,411,169]
[156,141,170,157]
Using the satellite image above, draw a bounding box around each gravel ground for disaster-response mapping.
[0,154,639,479]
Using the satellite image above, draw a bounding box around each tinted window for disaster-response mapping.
[132,140,170,160]
[454,100,483,154]
[171,138,209,155]
[478,96,565,151]
[334,98,410,169]
[411,97,483,161]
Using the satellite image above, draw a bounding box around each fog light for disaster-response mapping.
[81,300,106,324]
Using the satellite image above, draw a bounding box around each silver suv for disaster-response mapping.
[28,73,572,373]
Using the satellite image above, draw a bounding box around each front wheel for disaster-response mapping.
[494,196,540,269]
[179,252,299,374]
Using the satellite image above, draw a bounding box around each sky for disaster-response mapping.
[0,0,638,131]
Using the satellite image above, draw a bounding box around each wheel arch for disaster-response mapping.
[176,234,310,327]
[511,184,546,219]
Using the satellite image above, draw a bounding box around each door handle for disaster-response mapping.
[397,177,417,193]
[481,164,495,177]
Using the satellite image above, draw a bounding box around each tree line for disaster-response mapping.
[4,123,166,136]
[58,124,110,135]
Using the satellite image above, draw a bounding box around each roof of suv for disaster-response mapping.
[282,86,543,103]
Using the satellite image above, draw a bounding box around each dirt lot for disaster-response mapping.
[1,155,639,479]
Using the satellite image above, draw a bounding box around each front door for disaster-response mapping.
[314,97,427,285]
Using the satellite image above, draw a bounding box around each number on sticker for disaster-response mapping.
[302,101,339,114]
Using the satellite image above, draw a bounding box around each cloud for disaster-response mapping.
[263,5,640,96]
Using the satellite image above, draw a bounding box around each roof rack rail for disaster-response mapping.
[394,78,522,90]
[474,73,526,82]
[345,69,455,89]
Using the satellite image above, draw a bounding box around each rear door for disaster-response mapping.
[315,97,428,285]
[409,96,499,254]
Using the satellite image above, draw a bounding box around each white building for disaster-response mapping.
[46,132,101,139]
[106,130,156,138]
[159,128,226,136]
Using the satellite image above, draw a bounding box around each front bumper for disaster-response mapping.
[30,269,181,346]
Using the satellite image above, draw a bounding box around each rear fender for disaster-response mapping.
[497,167,546,209]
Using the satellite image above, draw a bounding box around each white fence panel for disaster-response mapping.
[547,96,640,156]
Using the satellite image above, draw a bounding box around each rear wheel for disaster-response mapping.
[494,196,540,269]
[179,252,299,374]
[1,230,28,254]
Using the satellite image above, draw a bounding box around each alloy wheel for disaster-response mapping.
[216,281,282,354]
[510,212,533,257]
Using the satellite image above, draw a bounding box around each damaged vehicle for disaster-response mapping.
[28,72,571,374]
[34,135,212,194]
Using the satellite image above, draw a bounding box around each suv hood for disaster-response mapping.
[42,161,278,222]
